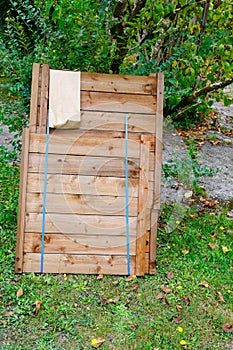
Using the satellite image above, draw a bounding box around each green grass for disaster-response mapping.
[0,154,233,350]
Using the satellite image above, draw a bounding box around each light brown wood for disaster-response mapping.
[136,135,151,276]
[29,63,40,133]
[149,209,159,274]
[81,91,156,113]
[23,253,136,275]
[15,128,30,273]
[26,192,138,216]
[25,213,138,235]
[39,64,50,133]
[24,233,136,255]
[27,173,139,197]
[78,111,156,133]
[81,72,157,95]
[28,153,140,178]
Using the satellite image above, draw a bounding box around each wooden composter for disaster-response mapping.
[16,63,164,276]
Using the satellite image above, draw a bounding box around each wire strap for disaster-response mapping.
[40,113,50,273]
[125,113,131,276]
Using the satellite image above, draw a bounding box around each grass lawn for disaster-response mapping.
[0,153,233,350]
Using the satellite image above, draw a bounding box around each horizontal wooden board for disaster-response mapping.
[79,111,156,133]
[81,72,157,95]
[24,233,136,255]
[29,131,143,158]
[23,253,136,275]
[27,173,139,197]
[25,213,138,235]
[80,91,156,113]
[26,193,139,216]
[28,153,140,177]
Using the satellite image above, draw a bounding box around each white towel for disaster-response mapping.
[49,69,81,129]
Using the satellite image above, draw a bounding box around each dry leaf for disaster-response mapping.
[221,323,233,333]
[208,242,217,249]
[217,291,225,302]
[176,304,183,311]
[1,320,7,325]
[125,275,136,282]
[199,281,209,288]
[163,298,171,306]
[97,274,103,280]
[16,287,23,298]
[182,250,189,255]
[161,286,171,294]
[181,296,190,306]
[213,302,219,308]
[222,245,230,254]
[91,337,106,348]
[188,212,198,218]
[167,272,174,279]
[172,316,183,324]
[210,231,218,239]
[36,300,42,311]
[3,311,14,317]
[129,283,138,291]
[155,293,163,300]
[112,280,119,285]
[202,200,218,208]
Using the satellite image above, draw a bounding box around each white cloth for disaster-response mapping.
[49,69,81,128]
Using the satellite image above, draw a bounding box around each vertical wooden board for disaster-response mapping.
[135,135,150,276]
[149,209,159,274]
[15,128,30,273]
[39,64,50,134]
[29,63,40,133]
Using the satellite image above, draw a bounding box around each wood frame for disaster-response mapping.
[16,63,164,276]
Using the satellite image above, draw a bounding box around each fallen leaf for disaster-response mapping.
[125,275,136,282]
[217,291,225,302]
[155,293,163,300]
[161,286,171,294]
[36,300,42,311]
[3,311,14,317]
[181,296,190,306]
[222,245,230,254]
[1,320,7,325]
[172,316,183,324]
[188,212,199,218]
[208,242,217,249]
[182,250,189,255]
[210,231,218,239]
[16,287,23,298]
[163,298,171,306]
[167,272,174,279]
[199,281,209,288]
[97,274,103,280]
[129,283,138,291]
[176,304,183,311]
[112,280,119,285]
[213,302,219,308]
[221,323,233,333]
[202,200,218,208]
[91,337,106,348]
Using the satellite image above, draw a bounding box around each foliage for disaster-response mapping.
[0,156,233,348]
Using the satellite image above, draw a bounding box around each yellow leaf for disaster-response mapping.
[199,281,209,288]
[222,246,230,254]
[91,338,105,348]
[125,275,136,282]
[177,326,183,332]
[16,287,23,298]
[180,340,186,345]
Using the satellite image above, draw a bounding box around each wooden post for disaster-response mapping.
[15,128,30,273]
[29,63,40,133]
[39,64,50,134]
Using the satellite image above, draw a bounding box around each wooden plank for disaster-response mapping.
[38,64,50,133]
[29,130,143,158]
[81,72,157,95]
[136,135,150,276]
[29,63,40,133]
[26,193,138,216]
[80,91,156,113]
[25,213,137,235]
[23,253,136,274]
[79,111,156,133]
[27,173,139,197]
[24,233,136,255]
[28,153,140,178]
[149,209,159,274]
[15,128,30,273]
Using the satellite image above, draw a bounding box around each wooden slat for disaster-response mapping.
[79,111,155,133]
[149,209,159,274]
[15,128,30,273]
[29,130,143,158]
[39,64,50,133]
[25,213,137,235]
[26,193,138,216]
[28,153,140,177]
[136,134,150,276]
[81,72,157,95]
[80,91,156,113]
[27,173,139,197]
[24,233,136,255]
[23,253,136,275]
[29,63,40,133]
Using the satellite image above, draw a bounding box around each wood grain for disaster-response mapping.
[29,63,40,133]
[39,64,49,133]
